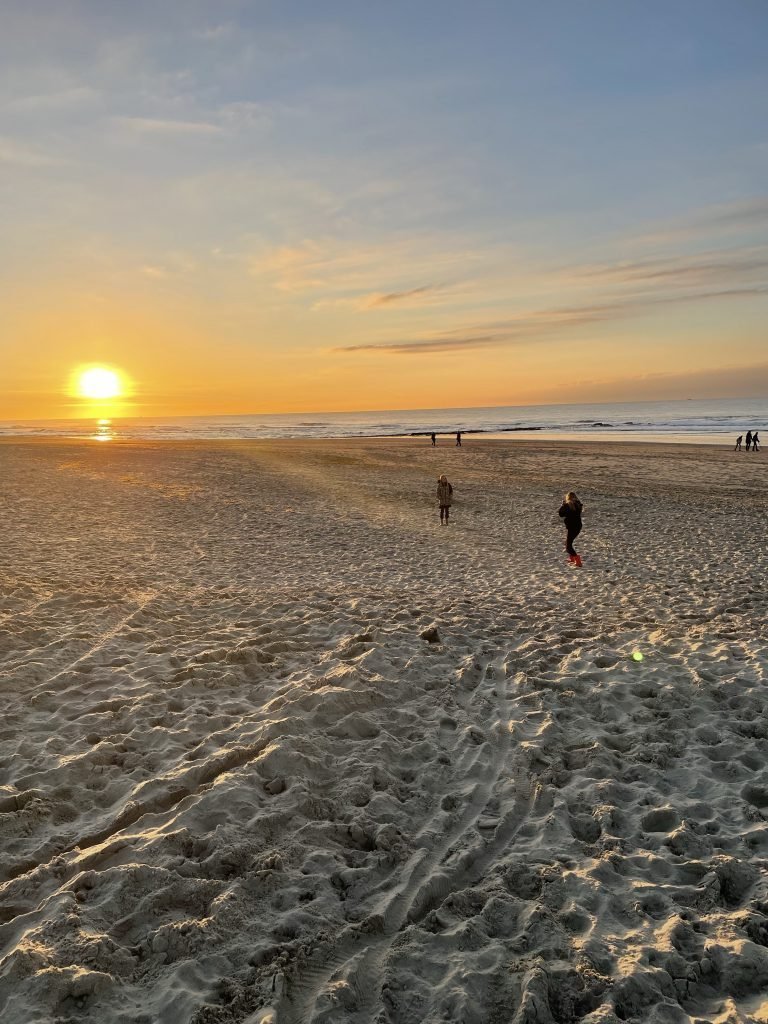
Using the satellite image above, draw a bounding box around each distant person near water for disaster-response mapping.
[456,431,462,447]
[752,431,760,451]
[745,431,753,451]
[437,474,453,524]
[735,435,743,451]
[558,491,583,567]
[431,432,436,447]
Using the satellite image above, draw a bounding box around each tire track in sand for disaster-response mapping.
[1,589,164,700]
[268,650,523,1024]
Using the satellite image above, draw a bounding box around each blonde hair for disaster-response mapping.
[439,474,448,483]
[564,491,580,506]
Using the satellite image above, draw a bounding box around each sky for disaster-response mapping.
[1,0,767,419]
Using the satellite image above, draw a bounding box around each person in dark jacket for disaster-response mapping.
[430,432,436,446]
[735,435,743,451]
[752,431,760,451]
[746,430,753,452]
[558,491,583,566]
[456,431,462,447]
[437,474,453,524]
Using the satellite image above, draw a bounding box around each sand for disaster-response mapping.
[0,437,767,1024]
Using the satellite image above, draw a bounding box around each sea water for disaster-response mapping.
[0,397,764,445]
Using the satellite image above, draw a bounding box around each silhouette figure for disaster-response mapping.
[456,431,462,447]
[735,435,743,451]
[752,431,760,451]
[430,432,436,447]
[746,431,753,452]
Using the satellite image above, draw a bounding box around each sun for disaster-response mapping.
[77,366,123,400]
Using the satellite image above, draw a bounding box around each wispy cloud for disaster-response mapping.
[195,23,234,40]
[217,101,273,130]
[364,285,438,308]
[5,85,101,111]
[706,197,768,228]
[635,197,768,246]
[314,283,449,311]
[253,239,420,293]
[254,240,328,291]
[114,116,222,135]
[340,335,500,354]
[336,286,768,355]
[140,252,199,278]
[571,248,768,287]
[0,135,65,166]
[253,237,479,300]
[335,305,608,355]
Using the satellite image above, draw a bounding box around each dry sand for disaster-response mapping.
[1,437,767,1024]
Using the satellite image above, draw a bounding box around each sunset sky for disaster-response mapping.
[2,1,767,419]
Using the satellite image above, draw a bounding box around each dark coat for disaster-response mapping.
[437,481,453,506]
[558,500,583,529]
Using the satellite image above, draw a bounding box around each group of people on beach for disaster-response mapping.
[431,431,462,447]
[735,431,760,451]
[436,475,585,567]
[434,428,761,563]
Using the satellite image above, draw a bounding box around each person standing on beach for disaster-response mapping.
[558,491,583,567]
[735,435,743,451]
[746,430,753,451]
[456,431,462,447]
[431,432,436,447]
[752,431,760,451]
[437,474,453,524]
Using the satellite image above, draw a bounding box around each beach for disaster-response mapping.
[1,437,767,1024]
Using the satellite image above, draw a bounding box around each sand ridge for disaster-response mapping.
[0,439,767,1023]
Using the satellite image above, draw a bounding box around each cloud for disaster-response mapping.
[5,85,100,111]
[255,240,327,291]
[705,197,768,228]
[114,116,222,135]
[253,239,422,293]
[195,23,234,40]
[635,197,768,245]
[340,335,500,354]
[255,227,768,340]
[335,286,768,355]
[335,302,613,354]
[217,101,273,130]
[364,285,438,308]
[314,283,448,311]
[571,249,768,288]
[140,252,199,278]
[0,135,65,166]
[253,236,483,297]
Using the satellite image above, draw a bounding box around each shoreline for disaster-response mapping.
[0,432,751,449]
[0,396,762,449]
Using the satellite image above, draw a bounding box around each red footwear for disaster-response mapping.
[573,555,583,567]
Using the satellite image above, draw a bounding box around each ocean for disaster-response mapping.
[0,397,764,445]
